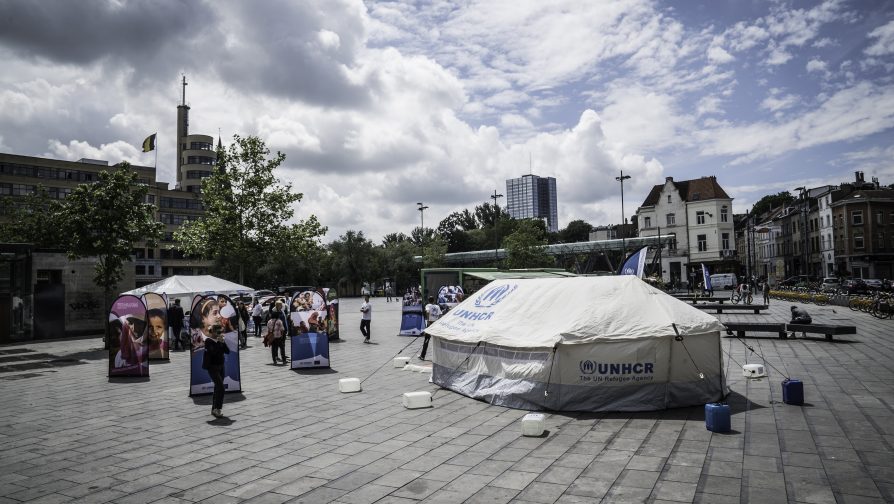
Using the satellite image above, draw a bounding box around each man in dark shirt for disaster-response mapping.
[167,299,185,350]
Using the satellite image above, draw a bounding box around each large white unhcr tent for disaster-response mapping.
[427,276,728,411]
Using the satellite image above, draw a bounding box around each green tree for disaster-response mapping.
[0,187,67,248]
[422,235,448,268]
[328,230,375,294]
[175,135,325,285]
[559,219,593,243]
[751,191,795,217]
[379,235,421,293]
[59,164,164,338]
[503,219,553,269]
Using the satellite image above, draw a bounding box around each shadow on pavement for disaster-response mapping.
[292,367,338,375]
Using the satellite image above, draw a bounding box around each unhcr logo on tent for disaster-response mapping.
[474,284,518,308]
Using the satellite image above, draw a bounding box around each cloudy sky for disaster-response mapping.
[1,0,893,242]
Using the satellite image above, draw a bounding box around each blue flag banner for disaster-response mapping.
[701,264,712,291]
[620,246,649,278]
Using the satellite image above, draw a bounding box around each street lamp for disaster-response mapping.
[795,187,808,275]
[417,202,428,266]
[615,170,631,260]
[491,189,503,265]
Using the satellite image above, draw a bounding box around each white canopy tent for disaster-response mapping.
[427,276,728,412]
[122,275,253,299]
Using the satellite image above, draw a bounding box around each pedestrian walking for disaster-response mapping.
[167,299,184,350]
[237,301,249,349]
[762,279,770,305]
[360,295,372,343]
[202,324,230,418]
[266,317,286,365]
[251,301,263,338]
[418,296,442,361]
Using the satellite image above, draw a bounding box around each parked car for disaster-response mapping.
[841,279,869,295]
[779,275,815,288]
[820,277,841,292]
[864,279,883,290]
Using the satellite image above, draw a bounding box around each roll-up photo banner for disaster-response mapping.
[188,294,242,396]
[289,290,330,368]
[108,295,149,377]
[143,292,169,360]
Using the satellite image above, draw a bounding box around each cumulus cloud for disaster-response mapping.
[699,82,894,164]
[865,19,894,57]
[1,0,893,242]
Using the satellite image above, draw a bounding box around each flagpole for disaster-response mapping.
[154,132,158,170]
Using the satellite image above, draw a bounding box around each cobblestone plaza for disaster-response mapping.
[1,298,892,503]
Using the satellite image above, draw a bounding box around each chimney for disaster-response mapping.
[855,171,864,183]
[665,176,673,183]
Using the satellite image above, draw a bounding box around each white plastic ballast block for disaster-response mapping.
[521,413,546,436]
[742,363,767,378]
[338,378,362,393]
[393,356,411,368]
[402,391,432,409]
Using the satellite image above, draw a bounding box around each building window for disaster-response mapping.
[876,211,884,225]
[135,265,146,275]
[721,233,729,250]
[877,233,886,250]
[697,234,707,252]
[644,217,651,228]
[855,235,864,249]
[667,195,671,204]
[720,206,728,223]
[696,211,705,225]
[666,213,675,226]
[148,265,155,275]
[852,210,863,225]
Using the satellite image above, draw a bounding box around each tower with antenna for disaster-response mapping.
[175,75,216,192]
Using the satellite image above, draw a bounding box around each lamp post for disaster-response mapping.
[795,187,808,275]
[615,170,632,260]
[417,202,428,266]
[491,189,503,265]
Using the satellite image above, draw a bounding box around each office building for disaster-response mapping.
[505,174,558,233]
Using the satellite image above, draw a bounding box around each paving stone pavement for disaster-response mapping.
[0,295,892,503]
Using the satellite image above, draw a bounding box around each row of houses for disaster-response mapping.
[741,171,894,282]
[631,172,894,287]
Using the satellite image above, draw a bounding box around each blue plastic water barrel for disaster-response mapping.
[705,403,731,432]
[782,379,804,405]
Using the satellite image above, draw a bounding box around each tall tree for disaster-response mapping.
[751,191,795,217]
[474,202,509,228]
[175,135,324,285]
[328,230,375,293]
[559,219,593,243]
[503,219,553,269]
[59,164,163,339]
[0,187,67,248]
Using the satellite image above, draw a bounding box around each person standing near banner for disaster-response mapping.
[168,299,184,350]
[251,300,263,338]
[419,296,442,361]
[267,317,286,365]
[202,324,229,418]
[359,295,372,343]
[762,278,770,305]
[237,301,249,349]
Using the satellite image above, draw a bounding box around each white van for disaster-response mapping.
[709,273,738,290]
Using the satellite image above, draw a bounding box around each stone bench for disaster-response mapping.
[786,323,857,341]
[695,304,768,314]
[723,322,787,339]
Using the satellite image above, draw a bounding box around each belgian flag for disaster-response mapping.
[142,133,156,152]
